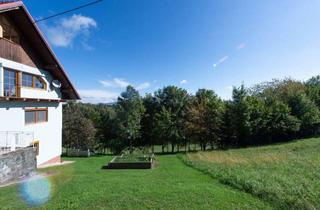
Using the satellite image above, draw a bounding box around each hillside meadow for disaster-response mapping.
[182,137,320,209]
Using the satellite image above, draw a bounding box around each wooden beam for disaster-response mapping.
[0,96,64,103]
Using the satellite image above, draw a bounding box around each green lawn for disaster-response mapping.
[182,137,320,210]
[0,155,272,210]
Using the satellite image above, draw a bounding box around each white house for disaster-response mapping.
[0,1,80,166]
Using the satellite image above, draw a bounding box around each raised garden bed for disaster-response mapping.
[103,154,155,169]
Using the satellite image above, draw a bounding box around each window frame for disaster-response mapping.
[3,68,18,97]
[0,15,21,44]
[21,72,47,90]
[25,108,48,125]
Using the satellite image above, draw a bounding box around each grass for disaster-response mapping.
[0,155,272,210]
[182,137,320,210]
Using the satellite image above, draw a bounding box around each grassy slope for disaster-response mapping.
[183,138,320,210]
[0,155,271,210]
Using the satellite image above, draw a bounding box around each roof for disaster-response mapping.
[0,1,80,100]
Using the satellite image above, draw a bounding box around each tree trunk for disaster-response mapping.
[162,145,165,153]
[129,139,133,154]
[171,144,175,153]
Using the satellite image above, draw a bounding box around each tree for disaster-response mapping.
[63,102,96,151]
[141,94,158,152]
[97,106,117,153]
[246,96,269,145]
[287,93,320,136]
[228,85,251,146]
[115,86,145,153]
[153,107,175,153]
[264,99,301,142]
[154,86,189,152]
[306,75,320,108]
[186,89,224,150]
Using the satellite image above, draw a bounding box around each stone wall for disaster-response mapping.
[0,147,37,185]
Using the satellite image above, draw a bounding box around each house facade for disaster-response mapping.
[0,1,80,166]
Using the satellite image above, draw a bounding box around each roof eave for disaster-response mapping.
[0,1,81,100]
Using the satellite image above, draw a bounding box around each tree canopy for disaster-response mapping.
[62,74,320,154]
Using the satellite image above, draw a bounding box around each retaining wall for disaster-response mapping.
[0,147,36,185]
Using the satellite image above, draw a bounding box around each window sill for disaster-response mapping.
[25,121,48,126]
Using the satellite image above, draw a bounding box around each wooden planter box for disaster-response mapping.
[102,155,155,169]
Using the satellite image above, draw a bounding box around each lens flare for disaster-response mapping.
[19,174,51,206]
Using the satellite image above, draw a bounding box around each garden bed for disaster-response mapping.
[103,154,155,169]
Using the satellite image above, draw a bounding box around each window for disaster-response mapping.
[34,77,45,89]
[25,109,48,125]
[21,73,46,90]
[3,69,17,97]
[0,15,20,44]
[22,73,33,87]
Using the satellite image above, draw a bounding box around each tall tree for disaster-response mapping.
[141,94,158,152]
[229,85,251,146]
[264,99,301,142]
[98,106,117,153]
[62,102,96,151]
[306,75,320,108]
[186,89,224,150]
[115,86,145,153]
[153,107,175,153]
[154,86,189,152]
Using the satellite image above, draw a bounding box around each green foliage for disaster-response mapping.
[62,74,320,154]
[62,102,96,150]
[153,86,189,152]
[228,85,251,146]
[306,75,320,108]
[264,99,300,141]
[153,106,175,152]
[183,137,320,210]
[114,86,145,153]
[186,89,224,150]
[98,106,117,152]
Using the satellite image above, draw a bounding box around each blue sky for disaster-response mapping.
[24,0,320,103]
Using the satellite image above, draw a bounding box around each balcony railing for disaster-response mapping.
[0,37,23,63]
[0,131,34,155]
[0,37,37,67]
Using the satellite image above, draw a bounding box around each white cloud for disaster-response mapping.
[99,78,130,88]
[99,80,113,87]
[136,82,150,90]
[180,79,188,84]
[213,55,229,69]
[237,42,246,50]
[43,14,97,48]
[226,86,233,90]
[79,89,119,104]
[114,78,130,88]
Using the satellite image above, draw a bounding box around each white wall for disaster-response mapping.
[0,64,3,97]
[0,101,62,165]
[0,57,61,100]
[0,54,64,165]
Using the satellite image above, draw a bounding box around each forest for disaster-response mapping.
[62,75,320,154]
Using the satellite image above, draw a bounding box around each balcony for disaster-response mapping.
[0,131,34,155]
[0,37,24,63]
[0,37,37,67]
